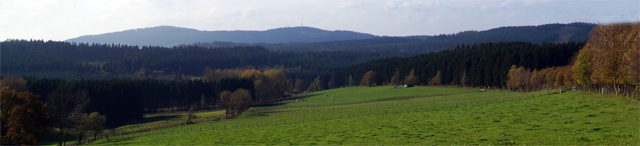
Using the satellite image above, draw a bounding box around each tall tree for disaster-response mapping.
[293,79,305,93]
[404,69,420,85]
[430,71,442,86]
[507,65,519,90]
[573,47,595,87]
[460,70,468,87]
[1,87,52,145]
[306,76,324,92]
[348,75,354,87]
[1,75,28,92]
[360,71,377,87]
[48,83,90,146]
[328,77,336,89]
[88,112,106,141]
[229,89,252,117]
[219,91,233,118]
[391,68,401,85]
[263,69,290,101]
[72,112,106,144]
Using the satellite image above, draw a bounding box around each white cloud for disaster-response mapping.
[1,0,638,41]
[337,1,358,9]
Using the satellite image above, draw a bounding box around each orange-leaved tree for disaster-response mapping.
[361,71,378,87]
[404,69,420,85]
[1,87,52,145]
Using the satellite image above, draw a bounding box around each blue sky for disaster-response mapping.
[1,0,638,41]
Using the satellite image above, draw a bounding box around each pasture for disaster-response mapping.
[86,86,639,145]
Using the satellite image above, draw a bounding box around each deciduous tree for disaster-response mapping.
[404,69,420,85]
[48,83,90,146]
[72,112,106,144]
[1,87,52,145]
[1,75,28,92]
[430,71,442,86]
[360,71,377,87]
[391,68,400,85]
[348,75,354,87]
[306,76,324,92]
[293,79,305,93]
[460,70,468,87]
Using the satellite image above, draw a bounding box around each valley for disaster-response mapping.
[82,86,638,145]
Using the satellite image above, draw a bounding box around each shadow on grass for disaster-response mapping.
[138,115,182,124]
[252,103,287,108]
[115,115,182,127]
[90,137,138,145]
[251,93,322,108]
[295,93,322,99]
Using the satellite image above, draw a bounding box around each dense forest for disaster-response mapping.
[192,22,594,54]
[24,77,253,127]
[505,22,639,99]
[5,22,639,145]
[0,40,392,81]
[339,42,585,88]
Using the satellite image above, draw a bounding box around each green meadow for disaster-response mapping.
[86,86,639,145]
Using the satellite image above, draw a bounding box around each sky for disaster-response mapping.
[1,0,639,41]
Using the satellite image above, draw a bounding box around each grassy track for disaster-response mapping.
[87,86,639,145]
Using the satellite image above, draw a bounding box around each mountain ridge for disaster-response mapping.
[65,26,378,47]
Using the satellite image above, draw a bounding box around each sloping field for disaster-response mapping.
[88,86,639,145]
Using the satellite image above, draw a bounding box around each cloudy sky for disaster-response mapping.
[1,0,639,41]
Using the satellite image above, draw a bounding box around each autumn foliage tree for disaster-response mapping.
[306,76,324,92]
[1,87,52,145]
[202,66,243,81]
[293,79,306,93]
[240,69,289,102]
[571,22,639,97]
[430,71,442,86]
[1,75,28,92]
[404,69,420,85]
[360,71,378,87]
[460,70,468,87]
[219,89,253,118]
[348,75,354,87]
[390,68,401,85]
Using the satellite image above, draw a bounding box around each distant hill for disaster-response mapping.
[192,22,595,54]
[65,26,379,47]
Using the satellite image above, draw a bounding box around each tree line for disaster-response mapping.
[1,74,262,145]
[192,22,594,54]
[506,22,639,99]
[1,40,391,80]
[337,42,584,88]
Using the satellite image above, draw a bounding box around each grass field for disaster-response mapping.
[85,86,639,145]
[40,109,227,145]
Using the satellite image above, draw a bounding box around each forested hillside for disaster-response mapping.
[0,40,391,80]
[504,22,639,99]
[66,26,378,47]
[25,77,253,127]
[339,42,585,88]
[193,22,594,54]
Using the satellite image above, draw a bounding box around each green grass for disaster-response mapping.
[86,86,639,145]
[40,110,226,145]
